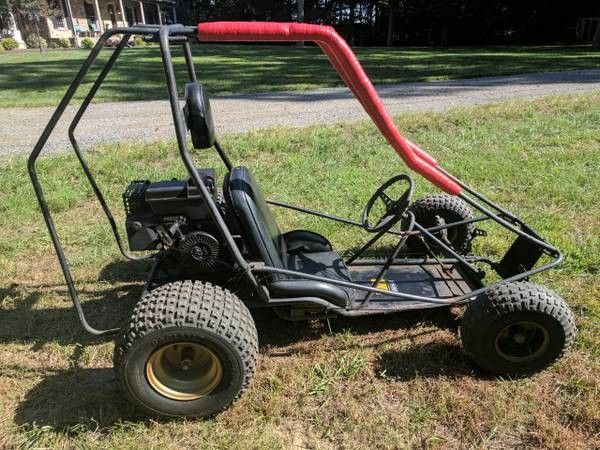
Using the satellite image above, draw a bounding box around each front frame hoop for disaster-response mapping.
[28,25,563,335]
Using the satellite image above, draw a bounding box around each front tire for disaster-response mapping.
[114,281,258,417]
[460,282,576,376]
[405,194,475,255]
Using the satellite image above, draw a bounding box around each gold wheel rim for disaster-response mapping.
[146,342,223,401]
[494,321,550,363]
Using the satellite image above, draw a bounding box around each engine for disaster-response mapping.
[122,168,224,269]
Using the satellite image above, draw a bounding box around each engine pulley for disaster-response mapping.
[179,231,220,269]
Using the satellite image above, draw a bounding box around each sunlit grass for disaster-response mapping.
[1,44,599,107]
[0,93,598,448]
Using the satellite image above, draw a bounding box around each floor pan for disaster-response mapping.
[347,263,475,312]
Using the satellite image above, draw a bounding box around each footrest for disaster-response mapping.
[349,263,473,305]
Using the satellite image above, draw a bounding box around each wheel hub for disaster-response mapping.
[146,342,223,401]
[494,321,550,363]
[513,332,526,344]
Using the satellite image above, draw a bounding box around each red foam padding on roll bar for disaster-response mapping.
[197,21,460,195]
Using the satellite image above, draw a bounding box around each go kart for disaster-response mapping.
[28,22,576,418]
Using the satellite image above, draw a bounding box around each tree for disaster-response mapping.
[0,0,15,26]
[297,0,304,21]
[177,0,597,47]
[386,0,395,46]
[296,0,304,46]
[1,0,50,51]
[593,9,600,49]
[2,0,50,20]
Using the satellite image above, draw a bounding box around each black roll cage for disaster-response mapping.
[28,25,563,336]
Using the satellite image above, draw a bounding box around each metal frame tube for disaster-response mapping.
[67,33,151,262]
[182,40,197,82]
[28,24,566,332]
[214,140,233,171]
[251,264,458,304]
[412,221,481,275]
[27,25,199,335]
[27,29,147,335]
[251,249,562,307]
[361,212,415,304]
[267,199,370,229]
[265,297,452,315]
[157,26,267,300]
[268,199,490,238]
[459,193,559,255]
[349,257,492,266]
[439,167,529,226]
[345,227,391,264]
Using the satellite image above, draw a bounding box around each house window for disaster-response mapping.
[107,4,117,27]
[125,6,134,26]
[143,3,158,24]
[54,15,66,28]
[50,0,67,29]
[84,1,98,31]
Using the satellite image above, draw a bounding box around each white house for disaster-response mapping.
[2,0,177,47]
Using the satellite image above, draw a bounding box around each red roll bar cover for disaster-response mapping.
[197,21,461,195]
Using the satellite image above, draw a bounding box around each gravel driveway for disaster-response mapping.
[2,69,600,157]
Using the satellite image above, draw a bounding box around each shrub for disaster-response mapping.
[0,37,19,51]
[133,36,146,47]
[105,37,120,47]
[81,37,94,49]
[25,34,47,49]
[54,37,71,48]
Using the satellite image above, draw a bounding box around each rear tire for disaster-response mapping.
[405,194,475,255]
[460,281,576,376]
[114,281,258,417]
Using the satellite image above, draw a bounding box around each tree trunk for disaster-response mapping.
[386,4,394,46]
[367,2,374,41]
[297,0,304,22]
[296,0,304,47]
[349,0,355,45]
[593,10,600,49]
[426,21,433,46]
[440,23,448,47]
[34,18,43,53]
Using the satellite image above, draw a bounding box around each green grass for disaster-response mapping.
[1,44,600,107]
[0,93,599,448]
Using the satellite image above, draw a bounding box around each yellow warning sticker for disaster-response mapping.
[370,278,391,291]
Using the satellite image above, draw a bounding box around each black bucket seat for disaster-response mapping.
[224,166,354,307]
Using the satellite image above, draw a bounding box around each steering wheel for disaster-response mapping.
[362,174,414,233]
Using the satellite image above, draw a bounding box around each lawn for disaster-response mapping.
[1,44,600,108]
[0,93,598,448]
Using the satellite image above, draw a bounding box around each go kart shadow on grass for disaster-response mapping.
[0,259,156,347]
[8,258,480,430]
[12,366,142,431]
[0,281,142,348]
[373,341,485,381]
[12,344,478,432]
[255,305,461,351]
[256,307,481,382]
[2,257,465,349]
[2,258,460,349]
[11,316,478,432]
[11,321,475,433]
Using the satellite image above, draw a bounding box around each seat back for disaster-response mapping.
[225,166,286,267]
[183,82,216,149]
[225,166,353,306]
